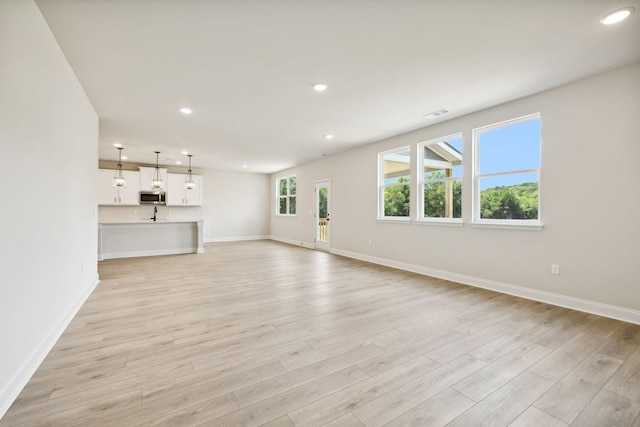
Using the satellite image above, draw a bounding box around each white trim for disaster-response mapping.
[313,179,331,252]
[268,235,314,249]
[0,275,100,419]
[330,248,640,326]
[204,235,269,243]
[474,112,542,133]
[417,133,463,223]
[99,248,197,260]
[472,113,541,224]
[275,175,296,216]
[470,221,543,231]
[378,145,411,219]
[478,168,539,179]
[416,219,464,227]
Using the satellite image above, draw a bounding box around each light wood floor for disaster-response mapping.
[2,240,640,426]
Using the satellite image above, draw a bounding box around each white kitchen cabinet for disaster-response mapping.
[139,166,168,191]
[98,169,140,205]
[166,173,203,206]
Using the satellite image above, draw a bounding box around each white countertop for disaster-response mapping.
[99,219,203,225]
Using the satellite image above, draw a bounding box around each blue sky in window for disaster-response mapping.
[478,118,540,190]
[384,119,539,188]
[479,118,540,174]
[448,136,463,177]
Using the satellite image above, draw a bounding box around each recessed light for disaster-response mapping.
[242,164,248,169]
[181,150,189,155]
[176,161,182,165]
[113,142,122,147]
[121,156,128,160]
[179,107,192,114]
[599,7,634,25]
[324,134,334,140]
[313,83,328,92]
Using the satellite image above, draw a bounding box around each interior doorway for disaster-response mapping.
[314,180,330,251]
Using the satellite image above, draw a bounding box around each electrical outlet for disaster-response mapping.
[551,264,560,275]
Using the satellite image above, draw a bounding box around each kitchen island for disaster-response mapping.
[98,219,204,260]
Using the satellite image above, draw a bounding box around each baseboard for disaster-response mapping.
[268,236,314,249]
[204,235,269,243]
[330,248,640,326]
[0,274,100,419]
[100,248,196,260]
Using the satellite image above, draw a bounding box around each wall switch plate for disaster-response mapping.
[551,264,560,275]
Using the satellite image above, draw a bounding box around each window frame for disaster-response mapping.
[472,113,542,229]
[417,133,464,225]
[276,175,296,216]
[378,146,411,222]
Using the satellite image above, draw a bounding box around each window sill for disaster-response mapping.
[470,221,543,231]
[275,215,297,218]
[377,218,411,224]
[416,219,464,227]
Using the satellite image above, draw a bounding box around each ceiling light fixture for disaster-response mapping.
[185,155,195,190]
[151,151,163,189]
[113,147,126,187]
[179,107,192,114]
[313,83,328,92]
[324,134,334,140]
[181,150,189,155]
[242,164,248,169]
[599,7,634,25]
[113,142,122,148]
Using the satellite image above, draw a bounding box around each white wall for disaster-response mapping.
[0,0,99,417]
[271,63,640,321]
[202,170,271,241]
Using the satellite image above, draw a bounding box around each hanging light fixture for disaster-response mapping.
[113,147,126,187]
[151,151,163,189]
[185,154,195,190]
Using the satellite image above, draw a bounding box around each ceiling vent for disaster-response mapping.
[423,108,450,119]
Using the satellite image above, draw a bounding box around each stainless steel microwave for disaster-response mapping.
[139,191,166,205]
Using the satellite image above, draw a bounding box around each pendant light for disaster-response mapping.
[185,154,195,190]
[151,151,163,189]
[113,147,126,187]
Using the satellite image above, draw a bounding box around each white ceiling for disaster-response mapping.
[36,0,640,173]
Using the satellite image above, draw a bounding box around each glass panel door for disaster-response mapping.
[314,180,330,251]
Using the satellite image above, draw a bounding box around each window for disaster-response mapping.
[473,114,541,226]
[277,175,296,215]
[418,134,463,222]
[378,147,411,219]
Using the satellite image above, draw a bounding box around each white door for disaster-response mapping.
[314,180,330,251]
